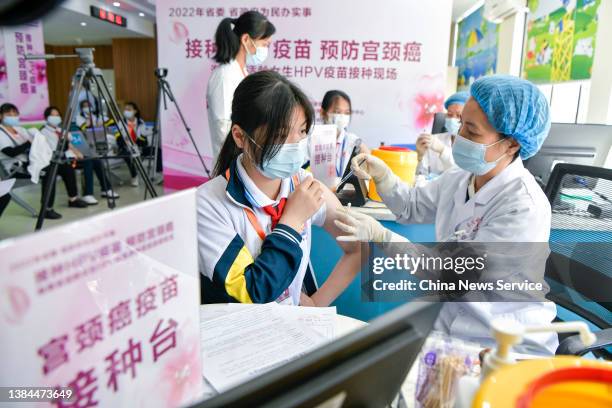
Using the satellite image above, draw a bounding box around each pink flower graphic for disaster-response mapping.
[412,91,445,130]
[33,61,47,83]
[0,56,7,82]
[1,285,30,325]
[170,22,189,44]
[158,335,202,407]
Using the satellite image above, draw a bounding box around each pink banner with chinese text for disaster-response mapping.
[156,1,452,192]
[1,21,49,121]
[0,190,203,407]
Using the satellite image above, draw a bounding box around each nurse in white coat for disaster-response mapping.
[335,75,558,355]
[415,91,469,181]
[206,11,275,161]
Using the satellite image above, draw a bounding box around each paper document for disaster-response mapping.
[0,179,15,197]
[200,303,335,392]
[200,303,336,340]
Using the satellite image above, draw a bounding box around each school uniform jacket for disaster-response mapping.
[197,157,325,305]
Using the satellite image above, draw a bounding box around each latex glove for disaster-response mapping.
[429,135,446,154]
[334,207,409,243]
[350,153,397,195]
[416,133,431,159]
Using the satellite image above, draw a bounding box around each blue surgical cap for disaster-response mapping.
[444,91,470,109]
[470,74,551,159]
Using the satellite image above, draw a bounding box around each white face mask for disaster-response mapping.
[47,116,62,127]
[444,117,461,135]
[123,110,135,120]
[245,38,268,66]
[329,113,350,132]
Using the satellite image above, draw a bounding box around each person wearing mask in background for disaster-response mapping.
[336,75,557,355]
[415,91,469,181]
[0,103,62,219]
[320,90,369,186]
[42,106,108,205]
[206,11,275,161]
[77,99,138,188]
[198,71,361,306]
[74,100,120,203]
[123,102,161,183]
[38,106,88,209]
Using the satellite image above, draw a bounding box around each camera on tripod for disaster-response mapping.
[155,68,168,79]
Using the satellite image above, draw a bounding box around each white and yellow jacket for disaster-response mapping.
[197,155,325,305]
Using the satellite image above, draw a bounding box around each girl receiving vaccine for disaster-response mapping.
[197,71,361,306]
[320,90,369,185]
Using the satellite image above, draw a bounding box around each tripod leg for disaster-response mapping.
[91,72,158,199]
[35,68,87,231]
[161,79,211,178]
[101,158,116,209]
[144,77,164,200]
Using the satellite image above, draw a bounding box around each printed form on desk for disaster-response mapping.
[200,303,337,393]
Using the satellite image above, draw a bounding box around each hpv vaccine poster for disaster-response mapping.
[0,190,203,407]
[156,0,452,191]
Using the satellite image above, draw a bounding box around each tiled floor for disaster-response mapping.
[0,166,163,241]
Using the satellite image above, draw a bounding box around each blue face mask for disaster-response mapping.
[2,116,20,127]
[259,139,308,179]
[452,134,507,175]
[245,39,269,66]
[444,117,461,135]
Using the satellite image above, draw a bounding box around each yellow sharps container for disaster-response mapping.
[473,356,612,408]
[368,146,418,201]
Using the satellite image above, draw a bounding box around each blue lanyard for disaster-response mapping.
[336,136,347,177]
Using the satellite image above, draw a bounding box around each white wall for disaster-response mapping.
[496,9,526,76]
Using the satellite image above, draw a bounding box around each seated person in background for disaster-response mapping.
[198,71,361,306]
[0,103,65,219]
[415,91,469,182]
[123,102,162,180]
[45,106,116,205]
[76,99,135,189]
[0,103,31,179]
[320,90,369,186]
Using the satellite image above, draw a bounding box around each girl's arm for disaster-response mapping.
[310,187,362,306]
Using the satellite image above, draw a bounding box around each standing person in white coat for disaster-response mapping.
[415,91,469,181]
[335,75,558,355]
[206,11,275,161]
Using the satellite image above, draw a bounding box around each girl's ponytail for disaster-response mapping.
[213,17,240,64]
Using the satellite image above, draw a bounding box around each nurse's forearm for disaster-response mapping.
[311,251,361,307]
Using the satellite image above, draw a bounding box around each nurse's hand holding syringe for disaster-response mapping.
[349,153,398,196]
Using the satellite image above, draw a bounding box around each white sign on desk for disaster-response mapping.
[0,190,203,407]
[309,124,338,188]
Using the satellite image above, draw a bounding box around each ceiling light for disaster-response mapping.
[80,22,87,26]
[139,12,145,17]
[113,2,121,7]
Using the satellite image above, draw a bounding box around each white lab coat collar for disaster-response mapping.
[230,59,249,78]
[235,154,291,208]
[473,158,525,205]
[336,128,346,145]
